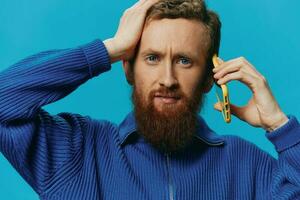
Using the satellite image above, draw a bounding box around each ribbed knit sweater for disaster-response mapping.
[0,39,300,200]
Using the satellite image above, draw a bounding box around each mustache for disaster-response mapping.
[149,87,185,100]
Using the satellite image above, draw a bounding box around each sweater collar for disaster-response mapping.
[118,111,225,147]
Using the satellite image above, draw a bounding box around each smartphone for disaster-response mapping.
[212,54,231,123]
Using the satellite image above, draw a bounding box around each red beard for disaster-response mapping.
[132,83,205,154]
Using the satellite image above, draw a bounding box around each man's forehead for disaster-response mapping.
[140,18,210,55]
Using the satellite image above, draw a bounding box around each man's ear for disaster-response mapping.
[122,60,134,85]
[203,76,214,93]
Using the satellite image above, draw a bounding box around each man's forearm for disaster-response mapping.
[0,39,111,124]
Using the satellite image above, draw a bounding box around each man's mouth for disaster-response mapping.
[154,94,181,104]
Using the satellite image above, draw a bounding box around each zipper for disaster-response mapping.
[165,152,174,200]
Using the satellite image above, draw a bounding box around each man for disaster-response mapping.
[0,0,299,199]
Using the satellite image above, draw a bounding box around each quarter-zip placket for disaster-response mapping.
[165,152,175,200]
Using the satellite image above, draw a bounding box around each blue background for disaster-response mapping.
[0,0,299,199]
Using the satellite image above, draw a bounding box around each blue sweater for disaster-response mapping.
[0,39,300,200]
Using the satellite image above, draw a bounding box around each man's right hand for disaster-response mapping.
[104,0,160,64]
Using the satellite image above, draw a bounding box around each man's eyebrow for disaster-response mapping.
[174,52,198,59]
[173,51,202,63]
[140,48,164,56]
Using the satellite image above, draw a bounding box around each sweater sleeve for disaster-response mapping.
[258,115,300,199]
[0,39,111,195]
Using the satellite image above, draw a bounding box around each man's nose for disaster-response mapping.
[159,63,178,88]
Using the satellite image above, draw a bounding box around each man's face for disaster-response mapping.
[126,18,212,153]
[134,18,209,110]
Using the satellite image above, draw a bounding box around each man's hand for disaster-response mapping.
[104,0,160,63]
[212,57,288,132]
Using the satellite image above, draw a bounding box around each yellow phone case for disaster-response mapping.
[212,54,231,123]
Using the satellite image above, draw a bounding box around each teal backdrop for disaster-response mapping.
[0,0,299,199]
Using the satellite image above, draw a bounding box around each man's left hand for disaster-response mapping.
[212,57,288,132]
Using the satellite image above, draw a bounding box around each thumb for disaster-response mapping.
[214,102,246,121]
[229,103,246,121]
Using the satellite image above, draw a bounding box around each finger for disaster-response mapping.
[129,0,153,11]
[213,57,257,77]
[136,0,160,10]
[217,57,224,65]
[213,57,243,74]
[216,70,259,91]
[213,57,240,73]
[213,62,242,79]
[213,58,262,83]
[130,0,146,10]
[143,0,161,7]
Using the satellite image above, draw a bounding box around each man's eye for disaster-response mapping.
[145,55,159,63]
[177,57,191,66]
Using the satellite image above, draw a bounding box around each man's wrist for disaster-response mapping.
[103,38,124,64]
[265,113,289,132]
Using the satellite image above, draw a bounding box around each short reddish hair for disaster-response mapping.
[130,0,221,87]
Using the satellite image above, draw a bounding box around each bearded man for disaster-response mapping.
[0,0,299,199]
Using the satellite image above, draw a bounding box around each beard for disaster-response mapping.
[131,82,206,154]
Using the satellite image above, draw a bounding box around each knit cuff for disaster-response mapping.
[266,115,300,152]
[80,39,112,78]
